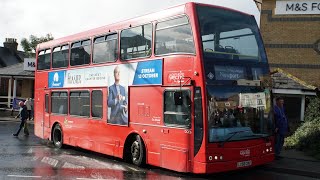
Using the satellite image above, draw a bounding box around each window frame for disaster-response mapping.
[92,32,118,64]
[163,88,192,129]
[52,44,69,69]
[51,91,68,115]
[91,89,103,119]
[70,39,92,67]
[155,15,196,56]
[37,48,51,71]
[69,90,90,117]
[120,23,153,61]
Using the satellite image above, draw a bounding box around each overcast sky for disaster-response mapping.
[0,0,259,51]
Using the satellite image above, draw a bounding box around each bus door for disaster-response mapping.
[160,88,192,172]
[43,91,51,129]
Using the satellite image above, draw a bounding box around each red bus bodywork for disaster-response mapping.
[34,2,274,174]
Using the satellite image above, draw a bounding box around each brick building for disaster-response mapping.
[260,0,319,122]
[261,0,320,87]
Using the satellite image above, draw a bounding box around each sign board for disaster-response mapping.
[275,1,320,15]
[23,58,36,71]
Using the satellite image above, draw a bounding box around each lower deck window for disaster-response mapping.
[51,92,68,114]
[70,91,90,117]
[164,90,191,128]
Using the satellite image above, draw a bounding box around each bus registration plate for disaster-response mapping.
[237,160,252,168]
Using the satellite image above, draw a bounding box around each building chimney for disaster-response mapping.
[3,38,18,52]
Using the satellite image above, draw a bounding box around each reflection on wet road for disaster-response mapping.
[0,121,316,179]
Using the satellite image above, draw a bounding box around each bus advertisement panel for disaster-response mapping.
[48,59,162,125]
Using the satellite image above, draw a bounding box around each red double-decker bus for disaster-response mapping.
[34,2,274,174]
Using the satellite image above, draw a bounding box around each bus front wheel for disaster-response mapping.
[130,135,145,166]
[52,124,63,149]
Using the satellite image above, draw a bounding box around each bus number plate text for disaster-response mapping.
[237,160,252,168]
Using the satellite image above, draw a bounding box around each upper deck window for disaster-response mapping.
[155,16,195,55]
[93,33,117,63]
[37,49,51,70]
[52,45,69,68]
[120,24,152,60]
[71,39,91,66]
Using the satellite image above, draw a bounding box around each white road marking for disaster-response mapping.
[7,175,42,178]
[41,156,59,167]
[62,162,85,169]
[76,178,113,180]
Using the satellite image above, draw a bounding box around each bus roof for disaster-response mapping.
[37,2,252,50]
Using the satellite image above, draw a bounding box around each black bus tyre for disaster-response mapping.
[52,124,63,149]
[130,135,145,166]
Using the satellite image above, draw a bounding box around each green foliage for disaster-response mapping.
[20,34,54,57]
[285,97,320,159]
[304,97,320,122]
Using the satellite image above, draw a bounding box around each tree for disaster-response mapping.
[21,34,54,57]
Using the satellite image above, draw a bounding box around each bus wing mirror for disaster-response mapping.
[174,92,183,105]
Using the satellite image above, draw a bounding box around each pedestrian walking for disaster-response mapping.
[24,98,32,120]
[274,97,289,158]
[13,101,29,137]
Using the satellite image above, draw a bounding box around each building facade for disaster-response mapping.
[261,0,320,87]
[260,0,319,122]
[0,38,34,108]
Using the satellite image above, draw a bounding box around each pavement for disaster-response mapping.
[263,149,320,178]
[0,110,319,178]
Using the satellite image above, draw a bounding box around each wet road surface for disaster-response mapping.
[0,120,317,179]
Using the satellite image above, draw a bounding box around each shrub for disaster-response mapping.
[285,97,320,159]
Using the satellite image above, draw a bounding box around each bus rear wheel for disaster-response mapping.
[130,135,145,166]
[52,124,63,149]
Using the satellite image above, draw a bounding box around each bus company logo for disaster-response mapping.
[52,72,62,87]
[240,149,250,157]
[168,72,184,83]
[49,71,65,88]
[53,72,59,82]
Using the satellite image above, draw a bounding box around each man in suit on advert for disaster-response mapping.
[108,66,128,125]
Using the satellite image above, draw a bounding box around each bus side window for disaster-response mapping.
[45,94,49,113]
[37,49,51,70]
[164,90,191,128]
[51,91,68,115]
[120,23,152,60]
[91,90,103,118]
[71,40,91,66]
[155,16,195,55]
[93,33,118,64]
[52,45,69,68]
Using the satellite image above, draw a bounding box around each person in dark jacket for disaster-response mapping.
[274,97,289,157]
[13,101,29,137]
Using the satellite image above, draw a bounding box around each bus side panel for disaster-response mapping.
[130,86,192,172]
[34,71,48,139]
[129,86,163,167]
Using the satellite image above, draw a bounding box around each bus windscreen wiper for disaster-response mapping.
[219,130,250,147]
